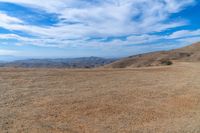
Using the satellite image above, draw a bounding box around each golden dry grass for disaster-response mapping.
[1,62,200,133]
[106,42,200,68]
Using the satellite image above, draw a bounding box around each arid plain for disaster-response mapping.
[1,62,200,133]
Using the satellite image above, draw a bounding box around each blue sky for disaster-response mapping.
[0,0,200,59]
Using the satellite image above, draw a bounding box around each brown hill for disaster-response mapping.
[106,42,200,68]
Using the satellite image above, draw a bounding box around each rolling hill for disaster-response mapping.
[106,42,200,68]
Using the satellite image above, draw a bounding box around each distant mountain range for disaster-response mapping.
[1,42,200,69]
[0,57,117,68]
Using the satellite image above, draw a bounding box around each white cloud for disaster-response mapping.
[0,0,197,48]
[168,29,200,39]
[0,49,18,56]
[0,34,27,40]
[178,36,200,44]
[0,12,22,24]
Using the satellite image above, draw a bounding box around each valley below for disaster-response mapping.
[1,61,200,133]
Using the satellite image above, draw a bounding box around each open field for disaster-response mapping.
[1,62,200,133]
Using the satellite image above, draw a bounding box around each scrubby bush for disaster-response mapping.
[160,59,173,65]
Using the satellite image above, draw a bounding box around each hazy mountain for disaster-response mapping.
[0,57,117,68]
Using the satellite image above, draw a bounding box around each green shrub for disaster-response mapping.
[160,60,173,65]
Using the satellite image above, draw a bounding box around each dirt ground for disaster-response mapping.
[1,62,200,133]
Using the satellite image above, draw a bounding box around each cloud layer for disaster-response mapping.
[0,0,199,57]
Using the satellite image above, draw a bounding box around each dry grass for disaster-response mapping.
[106,42,200,68]
[1,62,200,133]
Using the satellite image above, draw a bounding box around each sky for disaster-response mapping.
[0,0,200,59]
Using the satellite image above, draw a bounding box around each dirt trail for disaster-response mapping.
[0,62,200,133]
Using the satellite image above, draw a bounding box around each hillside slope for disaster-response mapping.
[106,42,200,68]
